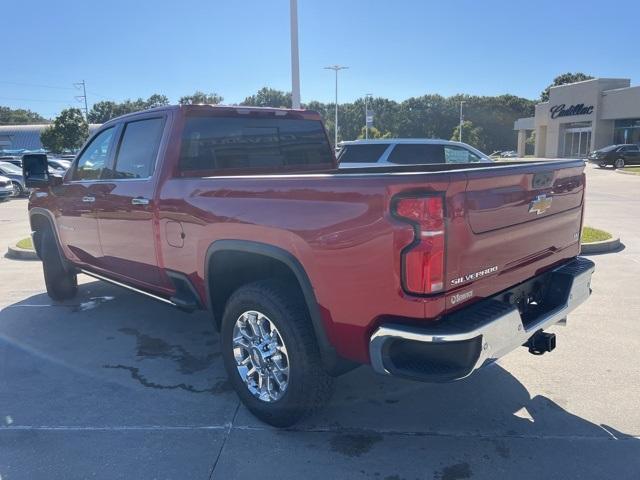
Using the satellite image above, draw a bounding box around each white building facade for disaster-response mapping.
[514,78,640,158]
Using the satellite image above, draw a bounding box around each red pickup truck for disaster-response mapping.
[24,105,594,426]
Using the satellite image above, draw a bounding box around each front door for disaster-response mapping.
[97,115,168,290]
[56,126,117,267]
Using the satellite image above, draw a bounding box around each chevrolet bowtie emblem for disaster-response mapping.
[529,194,553,215]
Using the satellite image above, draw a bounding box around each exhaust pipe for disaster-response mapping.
[526,331,556,355]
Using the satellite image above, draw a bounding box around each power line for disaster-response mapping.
[0,96,73,103]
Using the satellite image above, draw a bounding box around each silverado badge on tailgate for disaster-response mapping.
[529,194,553,215]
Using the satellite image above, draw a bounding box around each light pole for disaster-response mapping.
[324,65,348,149]
[364,93,373,139]
[459,100,465,143]
[290,0,301,109]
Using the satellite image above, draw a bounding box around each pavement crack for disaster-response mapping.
[209,401,241,480]
[103,364,230,394]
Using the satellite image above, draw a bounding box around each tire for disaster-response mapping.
[220,280,334,427]
[614,158,625,169]
[11,181,23,197]
[41,228,78,301]
[598,161,607,168]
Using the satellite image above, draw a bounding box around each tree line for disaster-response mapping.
[0,73,593,154]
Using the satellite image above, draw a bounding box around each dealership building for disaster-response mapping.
[514,78,640,158]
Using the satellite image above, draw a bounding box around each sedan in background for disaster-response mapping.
[337,139,492,168]
[588,144,640,168]
[0,161,28,197]
[0,175,13,201]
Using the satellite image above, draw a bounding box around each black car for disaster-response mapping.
[587,144,640,168]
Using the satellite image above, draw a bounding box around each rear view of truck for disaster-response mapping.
[369,160,594,382]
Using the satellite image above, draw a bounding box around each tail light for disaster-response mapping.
[393,195,445,295]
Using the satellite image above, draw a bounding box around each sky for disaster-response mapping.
[3,0,640,119]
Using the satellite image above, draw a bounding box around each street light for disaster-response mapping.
[364,93,373,139]
[290,0,301,109]
[324,65,348,149]
[459,100,465,143]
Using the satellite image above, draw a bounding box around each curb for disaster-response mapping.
[6,244,39,261]
[616,169,640,176]
[581,236,621,255]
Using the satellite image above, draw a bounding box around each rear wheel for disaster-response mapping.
[614,158,625,169]
[41,228,78,301]
[220,280,333,427]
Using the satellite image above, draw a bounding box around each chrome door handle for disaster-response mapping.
[131,197,150,206]
[82,196,95,203]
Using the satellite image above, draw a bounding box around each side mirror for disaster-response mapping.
[22,153,62,188]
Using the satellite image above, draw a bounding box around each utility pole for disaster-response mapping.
[290,0,301,109]
[324,65,348,150]
[74,80,89,120]
[364,93,373,139]
[459,100,465,143]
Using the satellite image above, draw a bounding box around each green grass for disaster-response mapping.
[16,237,33,250]
[582,226,612,243]
[622,167,640,175]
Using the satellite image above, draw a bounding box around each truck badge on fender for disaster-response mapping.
[529,194,553,215]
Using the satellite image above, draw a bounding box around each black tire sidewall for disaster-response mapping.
[614,158,625,169]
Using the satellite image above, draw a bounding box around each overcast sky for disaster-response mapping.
[3,0,639,118]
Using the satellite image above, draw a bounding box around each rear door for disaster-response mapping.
[56,126,118,266]
[622,145,640,164]
[97,114,168,289]
[445,161,585,305]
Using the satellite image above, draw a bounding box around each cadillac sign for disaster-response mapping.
[550,103,594,119]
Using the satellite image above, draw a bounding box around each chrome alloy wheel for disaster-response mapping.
[232,310,289,402]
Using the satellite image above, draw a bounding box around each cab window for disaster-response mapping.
[73,127,115,180]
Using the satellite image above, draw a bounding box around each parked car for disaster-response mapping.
[47,158,72,172]
[0,175,14,201]
[0,161,28,196]
[500,150,519,158]
[0,157,23,169]
[587,144,640,168]
[337,139,492,168]
[25,105,594,427]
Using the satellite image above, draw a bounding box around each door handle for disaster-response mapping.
[131,197,150,206]
[82,196,95,203]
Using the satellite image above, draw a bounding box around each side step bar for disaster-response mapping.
[79,269,191,310]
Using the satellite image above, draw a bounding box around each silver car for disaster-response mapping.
[0,161,28,197]
[337,139,493,168]
[0,175,14,201]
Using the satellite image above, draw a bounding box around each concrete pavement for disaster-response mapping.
[0,166,638,479]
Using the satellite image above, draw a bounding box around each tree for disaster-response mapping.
[241,87,291,108]
[179,91,223,105]
[451,120,488,152]
[40,108,88,153]
[0,106,47,125]
[87,94,169,123]
[541,73,594,101]
[357,126,392,139]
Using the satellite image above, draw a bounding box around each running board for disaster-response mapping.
[79,269,177,307]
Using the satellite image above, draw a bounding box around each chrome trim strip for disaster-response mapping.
[369,258,595,379]
[79,269,176,306]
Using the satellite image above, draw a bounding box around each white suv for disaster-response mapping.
[337,139,492,168]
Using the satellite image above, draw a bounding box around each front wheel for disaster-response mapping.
[41,228,78,301]
[221,280,333,427]
[614,158,625,169]
[598,161,607,168]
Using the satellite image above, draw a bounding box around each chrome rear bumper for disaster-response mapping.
[369,257,595,382]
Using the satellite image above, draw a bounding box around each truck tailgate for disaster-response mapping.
[445,161,585,305]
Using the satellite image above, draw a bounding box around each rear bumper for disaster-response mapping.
[369,257,595,382]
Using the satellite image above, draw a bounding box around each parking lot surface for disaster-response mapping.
[0,165,639,479]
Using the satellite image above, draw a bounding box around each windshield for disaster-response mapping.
[0,161,22,174]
